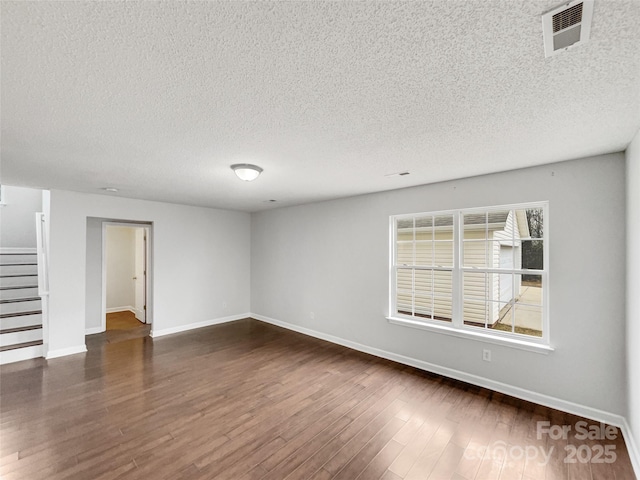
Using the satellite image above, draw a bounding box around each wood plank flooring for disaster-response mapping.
[0,318,636,479]
[106,311,146,331]
[96,311,151,345]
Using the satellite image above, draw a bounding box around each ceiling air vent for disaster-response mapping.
[542,0,594,57]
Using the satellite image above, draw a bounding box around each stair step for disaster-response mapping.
[0,275,38,288]
[0,340,43,352]
[0,299,41,315]
[0,296,41,304]
[0,285,39,290]
[0,324,42,334]
[0,310,43,319]
[0,265,38,276]
[0,327,43,347]
[0,287,39,300]
[0,254,37,266]
[1,313,43,330]
[0,342,43,364]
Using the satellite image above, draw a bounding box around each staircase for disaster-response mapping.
[0,249,44,364]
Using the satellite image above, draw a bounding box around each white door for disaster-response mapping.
[133,228,146,322]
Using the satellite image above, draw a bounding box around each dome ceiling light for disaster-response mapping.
[231,164,263,182]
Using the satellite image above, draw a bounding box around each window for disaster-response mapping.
[389,203,549,349]
[395,214,454,322]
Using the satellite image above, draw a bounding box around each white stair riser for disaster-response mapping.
[0,300,41,315]
[0,276,38,287]
[0,254,37,263]
[0,314,42,330]
[0,328,42,347]
[0,344,43,365]
[0,265,38,276]
[0,288,39,300]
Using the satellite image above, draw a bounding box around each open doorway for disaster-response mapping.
[85,218,153,343]
[102,223,151,341]
[105,226,146,321]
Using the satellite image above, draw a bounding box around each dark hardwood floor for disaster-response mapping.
[0,318,635,479]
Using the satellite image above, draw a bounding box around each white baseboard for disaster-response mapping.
[251,313,630,430]
[45,344,87,360]
[150,312,250,338]
[106,306,135,314]
[85,326,104,335]
[620,418,640,479]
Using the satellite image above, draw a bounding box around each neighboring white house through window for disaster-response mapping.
[389,203,548,348]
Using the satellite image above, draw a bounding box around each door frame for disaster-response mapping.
[133,227,147,322]
[101,221,153,334]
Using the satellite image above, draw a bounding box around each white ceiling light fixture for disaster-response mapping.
[231,163,263,181]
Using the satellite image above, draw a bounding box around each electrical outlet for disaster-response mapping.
[222,301,228,310]
[310,311,315,320]
[482,349,491,362]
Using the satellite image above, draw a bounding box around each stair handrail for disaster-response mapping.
[35,211,49,356]
[35,212,49,296]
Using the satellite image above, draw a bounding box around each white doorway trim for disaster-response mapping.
[133,227,147,323]
[101,221,153,335]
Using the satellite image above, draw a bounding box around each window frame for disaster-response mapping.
[388,202,552,354]
[393,210,456,323]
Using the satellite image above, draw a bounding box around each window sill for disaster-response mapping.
[386,316,554,354]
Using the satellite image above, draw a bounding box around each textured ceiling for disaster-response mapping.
[1,1,639,212]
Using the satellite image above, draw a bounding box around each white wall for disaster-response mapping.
[626,129,640,470]
[48,190,251,356]
[0,185,43,248]
[106,226,136,310]
[251,153,627,418]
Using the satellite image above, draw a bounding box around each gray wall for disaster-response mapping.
[251,153,627,417]
[85,217,103,332]
[626,129,640,466]
[49,190,251,354]
[0,185,43,248]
